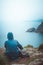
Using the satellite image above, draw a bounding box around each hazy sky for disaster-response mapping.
[0,0,43,47]
[0,0,43,21]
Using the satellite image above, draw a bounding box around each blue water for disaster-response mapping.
[0,21,43,48]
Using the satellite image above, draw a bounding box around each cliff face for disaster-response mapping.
[35,22,43,33]
[26,22,43,33]
[26,28,35,32]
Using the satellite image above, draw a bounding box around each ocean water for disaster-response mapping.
[0,21,43,48]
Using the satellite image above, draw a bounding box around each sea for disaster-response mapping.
[0,21,43,48]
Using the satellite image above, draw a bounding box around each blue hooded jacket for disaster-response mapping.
[5,32,23,58]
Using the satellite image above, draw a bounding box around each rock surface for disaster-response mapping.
[26,22,43,33]
[28,58,43,65]
[0,47,43,65]
[26,28,35,32]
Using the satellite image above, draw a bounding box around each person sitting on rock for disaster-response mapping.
[4,32,23,59]
[4,32,29,60]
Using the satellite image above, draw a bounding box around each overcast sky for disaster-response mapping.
[0,0,43,22]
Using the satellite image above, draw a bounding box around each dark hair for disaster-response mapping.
[7,32,13,40]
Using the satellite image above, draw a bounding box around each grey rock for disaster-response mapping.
[29,58,43,65]
[35,22,43,33]
[26,28,35,32]
[26,22,43,33]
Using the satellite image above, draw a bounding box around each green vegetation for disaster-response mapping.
[24,44,33,48]
[38,43,43,52]
[0,55,6,65]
